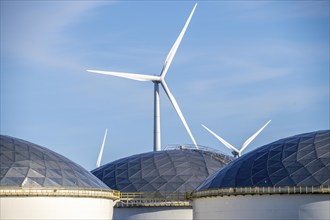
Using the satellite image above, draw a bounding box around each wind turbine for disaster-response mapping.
[202,120,271,157]
[87,4,198,151]
[96,128,108,168]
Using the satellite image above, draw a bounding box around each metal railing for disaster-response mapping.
[117,191,191,207]
[0,187,189,207]
[0,187,120,200]
[2,185,329,207]
[191,185,330,198]
[162,144,234,163]
[163,144,229,158]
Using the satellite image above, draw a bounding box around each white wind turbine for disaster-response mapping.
[88,4,198,151]
[202,120,271,157]
[96,128,108,168]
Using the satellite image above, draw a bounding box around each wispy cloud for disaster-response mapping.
[223,1,329,22]
[189,82,328,124]
[1,1,110,71]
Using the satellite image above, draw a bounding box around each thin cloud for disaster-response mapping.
[193,83,328,122]
[1,1,109,70]
[225,1,329,22]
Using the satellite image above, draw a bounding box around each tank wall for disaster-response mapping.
[0,197,114,220]
[193,194,329,220]
[114,206,192,220]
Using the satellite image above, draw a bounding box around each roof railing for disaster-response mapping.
[0,187,120,200]
[191,185,330,198]
[162,144,234,162]
[2,185,329,207]
[117,191,191,207]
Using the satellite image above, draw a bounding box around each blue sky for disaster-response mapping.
[1,1,329,170]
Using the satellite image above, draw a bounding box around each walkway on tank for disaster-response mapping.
[2,185,328,207]
[118,191,191,207]
[0,187,191,207]
[0,187,120,199]
[191,185,330,198]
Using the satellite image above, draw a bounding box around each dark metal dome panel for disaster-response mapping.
[197,130,330,191]
[92,149,232,193]
[0,135,110,189]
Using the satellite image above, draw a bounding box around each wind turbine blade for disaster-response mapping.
[161,81,197,146]
[240,120,271,154]
[87,70,161,82]
[201,124,240,154]
[96,128,108,168]
[160,3,197,78]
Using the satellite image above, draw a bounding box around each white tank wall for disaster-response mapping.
[0,197,114,220]
[114,206,192,220]
[193,194,329,220]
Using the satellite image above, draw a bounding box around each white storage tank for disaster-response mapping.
[191,130,330,220]
[92,145,233,220]
[0,135,119,220]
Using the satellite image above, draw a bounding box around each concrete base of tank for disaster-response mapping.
[193,194,329,220]
[114,206,192,220]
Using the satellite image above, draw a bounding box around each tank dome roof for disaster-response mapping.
[92,147,233,193]
[197,130,330,191]
[0,135,109,189]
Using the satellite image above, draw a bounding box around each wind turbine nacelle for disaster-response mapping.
[232,151,239,158]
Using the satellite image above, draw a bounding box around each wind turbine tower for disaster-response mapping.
[88,4,198,151]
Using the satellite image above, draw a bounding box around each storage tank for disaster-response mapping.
[191,130,330,220]
[92,145,233,220]
[0,135,119,220]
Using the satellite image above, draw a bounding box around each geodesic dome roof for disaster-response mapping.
[92,148,233,193]
[0,135,109,189]
[197,130,330,191]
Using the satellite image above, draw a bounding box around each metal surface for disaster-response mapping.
[0,187,120,199]
[0,135,110,189]
[191,185,330,198]
[197,130,330,190]
[92,148,232,195]
[154,83,161,151]
[118,191,190,207]
[193,194,330,220]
